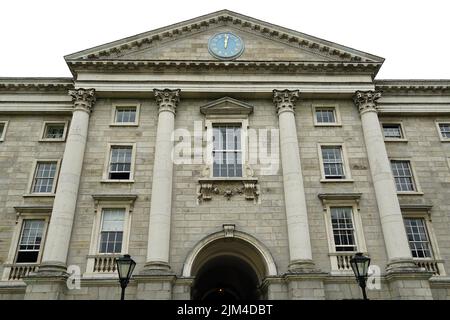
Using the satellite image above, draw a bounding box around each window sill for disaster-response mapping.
[109,123,139,127]
[38,139,66,142]
[22,193,55,198]
[314,123,342,127]
[397,191,424,196]
[439,138,450,142]
[384,138,408,143]
[101,179,135,183]
[320,178,354,183]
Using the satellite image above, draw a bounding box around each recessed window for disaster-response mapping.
[330,207,357,252]
[212,124,242,177]
[438,123,450,140]
[16,219,45,263]
[31,162,57,193]
[108,146,133,180]
[99,209,125,254]
[316,108,336,124]
[404,218,432,258]
[390,160,416,192]
[0,121,8,141]
[111,104,140,126]
[382,123,404,139]
[321,146,345,179]
[40,121,68,141]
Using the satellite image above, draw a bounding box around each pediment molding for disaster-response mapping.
[200,96,253,115]
[65,10,383,64]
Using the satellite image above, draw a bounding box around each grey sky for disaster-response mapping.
[1,0,449,79]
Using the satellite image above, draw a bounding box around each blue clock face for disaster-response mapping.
[208,32,244,60]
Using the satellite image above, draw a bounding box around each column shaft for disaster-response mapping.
[354,91,415,270]
[40,89,95,273]
[144,89,180,272]
[273,89,314,271]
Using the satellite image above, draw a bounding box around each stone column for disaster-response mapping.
[39,89,96,274]
[354,91,416,271]
[143,89,180,273]
[273,89,314,271]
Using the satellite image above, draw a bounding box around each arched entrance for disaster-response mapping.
[183,230,277,301]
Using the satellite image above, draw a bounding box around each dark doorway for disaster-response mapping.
[192,255,260,300]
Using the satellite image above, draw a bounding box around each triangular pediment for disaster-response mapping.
[65,10,384,64]
[200,97,253,115]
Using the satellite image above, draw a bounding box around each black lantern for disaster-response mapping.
[350,252,371,300]
[116,254,136,300]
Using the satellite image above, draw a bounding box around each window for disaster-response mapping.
[108,146,133,180]
[437,122,450,140]
[391,160,416,192]
[31,161,58,193]
[313,105,340,126]
[39,121,68,141]
[321,146,345,179]
[16,220,45,263]
[330,207,357,252]
[0,121,8,141]
[404,218,432,258]
[111,104,140,126]
[99,209,125,254]
[382,123,405,140]
[212,124,242,177]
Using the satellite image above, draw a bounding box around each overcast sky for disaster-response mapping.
[1,0,449,79]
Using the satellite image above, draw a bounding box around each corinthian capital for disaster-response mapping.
[154,89,181,114]
[69,88,96,113]
[273,89,300,115]
[353,90,382,114]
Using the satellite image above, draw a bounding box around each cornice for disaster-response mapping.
[67,59,381,75]
[65,10,383,64]
[375,80,450,95]
[0,78,74,92]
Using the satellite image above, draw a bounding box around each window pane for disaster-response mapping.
[383,124,402,139]
[44,124,65,139]
[212,125,242,177]
[439,123,450,138]
[404,218,432,258]
[330,207,356,252]
[99,209,125,254]
[321,146,344,179]
[109,146,132,180]
[316,108,336,123]
[115,107,137,123]
[101,209,125,232]
[391,160,415,191]
[16,220,45,263]
[32,162,57,193]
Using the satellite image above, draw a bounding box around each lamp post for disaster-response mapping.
[116,254,136,300]
[350,252,371,300]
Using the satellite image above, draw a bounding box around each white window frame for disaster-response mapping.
[102,143,137,183]
[322,200,367,274]
[25,159,61,196]
[39,121,69,142]
[2,212,50,281]
[381,121,407,142]
[389,158,423,195]
[312,104,341,126]
[402,210,446,276]
[205,116,249,178]
[85,200,133,277]
[318,143,353,182]
[435,121,450,142]
[110,103,140,126]
[0,120,9,142]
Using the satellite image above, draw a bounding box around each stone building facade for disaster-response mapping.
[0,10,449,300]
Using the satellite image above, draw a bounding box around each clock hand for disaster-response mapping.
[224,34,229,49]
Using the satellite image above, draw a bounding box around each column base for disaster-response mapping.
[288,259,318,273]
[23,273,68,300]
[36,261,68,277]
[386,258,420,273]
[140,261,174,276]
[134,274,176,300]
[284,272,327,300]
[386,269,434,300]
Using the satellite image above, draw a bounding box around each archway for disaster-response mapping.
[183,230,277,301]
